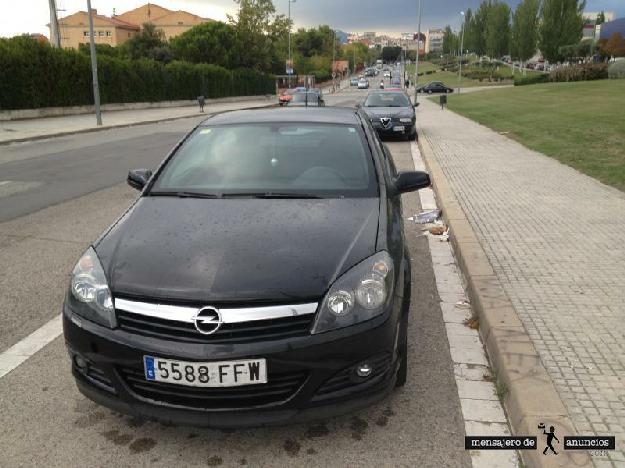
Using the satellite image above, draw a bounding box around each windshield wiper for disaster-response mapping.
[222,192,324,199]
[149,191,221,199]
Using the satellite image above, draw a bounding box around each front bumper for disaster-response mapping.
[63,299,402,428]
[371,122,415,137]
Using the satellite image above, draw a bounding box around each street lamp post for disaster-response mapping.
[414,0,422,104]
[86,0,102,125]
[458,11,465,94]
[287,0,296,88]
[332,29,336,92]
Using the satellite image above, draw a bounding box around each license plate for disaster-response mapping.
[144,356,267,387]
[393,126,405,132]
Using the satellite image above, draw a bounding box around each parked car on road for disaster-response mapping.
[350,78,360,86]
[286,91,325,107]
[358,79,370,89]
[279,87,307,106]
[63,107,431,427]
[416,81,454,94]
[360,90,418,140]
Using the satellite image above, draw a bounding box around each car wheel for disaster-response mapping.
[427,90,432,94]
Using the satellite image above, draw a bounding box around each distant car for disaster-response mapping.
[350,78,360,86]
[361,90,417,140]
[286,91,325,107]
[279,87,307,106]
[384,71,391,78]
[357,79,369,89]
[416,81,454,94]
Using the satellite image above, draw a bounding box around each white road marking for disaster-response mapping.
[410,141,519,468]
[0,314,62,379]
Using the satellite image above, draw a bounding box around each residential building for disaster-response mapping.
[51,3,212,49]
[54,9,140,49]
[362,32,376,42]
[583,11,616,23]
[426,28,444,54]
[115,4,212,41]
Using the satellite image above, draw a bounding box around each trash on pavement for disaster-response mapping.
[439,228,450,242]
[409,209,441,224]
[428,226,447,235]
[455,300,471,309]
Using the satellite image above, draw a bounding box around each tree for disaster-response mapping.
[603,33,625,57]
[381,46,402,62]
[227,0,288,72]
[170,22,238,68]
[596,11,605,25]
[122,23,172,62]
[511,0,540,62]
[472,1,490,56]
[485,1,511,58]
[539,0,585,62]
[442,25,458,55]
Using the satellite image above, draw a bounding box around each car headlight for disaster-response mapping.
[69,247,115,328]
[311,251,394,334]
[399,117,413,123]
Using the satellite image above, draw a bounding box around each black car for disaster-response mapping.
[360,90,418,140]
[63,107,431,427]
[416,81,454,94]
[286,91,325,107]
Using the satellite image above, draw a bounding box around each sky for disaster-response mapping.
[2,0,624,39]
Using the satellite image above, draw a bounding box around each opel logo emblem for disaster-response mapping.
[193,307,223,335]
[381,117,391,128]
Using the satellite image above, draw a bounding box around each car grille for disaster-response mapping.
[116,310,314,344]
[75,361,116,394]
[120,367,308,409]
[312,352,392,401]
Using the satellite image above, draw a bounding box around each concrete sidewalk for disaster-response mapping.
[417,97,625,467]
[0,96,276,145]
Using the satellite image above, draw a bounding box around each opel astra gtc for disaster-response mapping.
[63,107,431,427]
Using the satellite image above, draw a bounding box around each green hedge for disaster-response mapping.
[0,37,274,110]
[608,60,625,79]
[514,74,549,86]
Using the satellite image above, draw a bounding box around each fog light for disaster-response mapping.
[74,355,88,370]
[356,363,373,378]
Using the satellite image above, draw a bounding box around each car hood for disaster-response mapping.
[362,107,414,119]
[95,197,379,303]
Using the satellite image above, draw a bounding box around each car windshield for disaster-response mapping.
[151,123,377,198]
[364,93,411,107]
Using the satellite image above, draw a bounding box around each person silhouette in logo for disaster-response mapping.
[542,425,559,455]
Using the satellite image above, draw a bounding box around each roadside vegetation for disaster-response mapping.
[444,80,625,191]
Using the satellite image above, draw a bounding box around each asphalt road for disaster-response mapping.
[0,88,470,467]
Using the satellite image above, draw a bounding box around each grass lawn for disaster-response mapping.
[443,80,625,191]
[405,61,542,88]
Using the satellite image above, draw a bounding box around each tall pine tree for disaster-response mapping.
[539,0,585,62]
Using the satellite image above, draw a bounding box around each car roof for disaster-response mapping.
[202,107,361,126]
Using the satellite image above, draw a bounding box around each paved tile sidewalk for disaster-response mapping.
[417,97,625,466]
[0,97,275,144]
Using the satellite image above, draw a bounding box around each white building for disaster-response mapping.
[426,28,444,54]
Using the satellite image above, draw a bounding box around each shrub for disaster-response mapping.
[0,37,274,110]
[549,63,608,82]
[514,74,549,86]
[608,60,625,79]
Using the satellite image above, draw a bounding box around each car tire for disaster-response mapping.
[427,90,432,94]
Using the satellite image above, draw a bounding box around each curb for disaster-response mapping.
[0,102,277,146]
[417,128,593,468]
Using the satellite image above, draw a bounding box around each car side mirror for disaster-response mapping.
[394,171,430,193]
[127,169,152,191]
